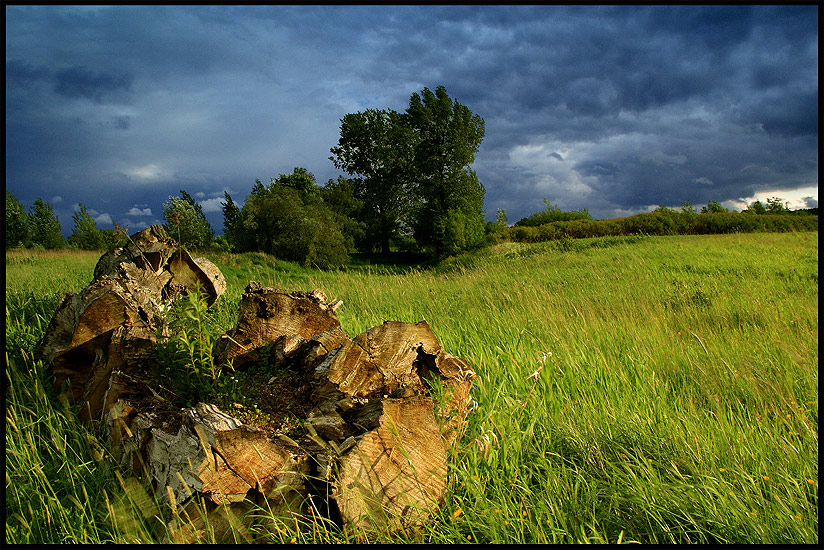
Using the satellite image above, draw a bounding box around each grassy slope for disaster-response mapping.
[5,233,818,543]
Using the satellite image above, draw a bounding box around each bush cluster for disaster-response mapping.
[510,210,818,243]
[514,199,592,227]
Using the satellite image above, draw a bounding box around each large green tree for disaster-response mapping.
[275,167,319,200]
[163,190,214,249]
[68,203,105,250]
[330,108,416,254]
[743,200,767,215]
[765,197,789,214]
[405,86,486,256]
[28,198,64,249]
[5,191,31,248]
[235,171,350,269]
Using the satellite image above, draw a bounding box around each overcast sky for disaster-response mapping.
[5,4,819,236]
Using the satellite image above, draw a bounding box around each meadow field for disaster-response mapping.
[5,232,818,543]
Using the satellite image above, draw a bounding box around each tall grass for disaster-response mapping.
[5,233,818,543]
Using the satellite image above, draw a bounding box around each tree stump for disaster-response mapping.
[35,238,476,539]
[35,225,226,420]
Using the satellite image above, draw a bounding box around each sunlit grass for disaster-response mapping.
[5,232,818,543]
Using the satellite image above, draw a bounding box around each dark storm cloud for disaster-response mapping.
[6,58,50,86]
[53,66,132,103]
[4,4,817,234]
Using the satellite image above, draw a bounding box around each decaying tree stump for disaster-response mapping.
[211,286,476,531]
[35,225,226,420]
[35,233,476,539]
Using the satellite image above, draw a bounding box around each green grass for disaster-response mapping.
[5,232,818,543]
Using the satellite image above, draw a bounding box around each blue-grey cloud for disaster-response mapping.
[4,4,818,235]
[53,66,132,103]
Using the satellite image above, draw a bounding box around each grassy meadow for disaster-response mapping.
[5,232,818,543]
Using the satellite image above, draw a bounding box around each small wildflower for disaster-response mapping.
[719,468,725,472]
[467,535,472,541]
[807,479,814,484]
[795,515,802,519]
[763,475,769,481]
[750,512,758,516]
[453,508,463,519]
[522,510,528,517]
[289,537,297,544]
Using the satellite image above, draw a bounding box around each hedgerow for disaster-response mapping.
[510,211,817,242]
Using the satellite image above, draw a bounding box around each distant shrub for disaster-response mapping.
[508,210,816,243]
[615,212,681,236]
[694,212,818,234]
[515,199,592,227]
[512,226,539,242]
[536,224,559,241]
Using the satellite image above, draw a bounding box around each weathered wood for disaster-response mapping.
[159,284,475,533]
[300,320,475,530]
[214,283,342,368]
[333,395,448,531]
[106,398,311,544]
[36,279,163,420]
[35,225,226,420]
[37,239,476,538]
[93,224,225,306]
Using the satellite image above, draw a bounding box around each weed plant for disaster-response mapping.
[5,233,818,543]
[150,284,234,405]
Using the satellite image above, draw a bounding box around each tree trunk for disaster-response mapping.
[36,237,475,539]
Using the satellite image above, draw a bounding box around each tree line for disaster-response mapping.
[5,191,129,251]
[5,85,818,262]
[513,196,814,228]
[7,181,816,261]
[5,85,489,267]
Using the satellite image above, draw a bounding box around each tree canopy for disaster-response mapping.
[28,198,64,249]
[68,203,105,250]
[405,86,486,256]
[330,109,415,254]
[5,191,31,248]
[163,191,214,250]
[224,169,351,269]
[330,85,486,257]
